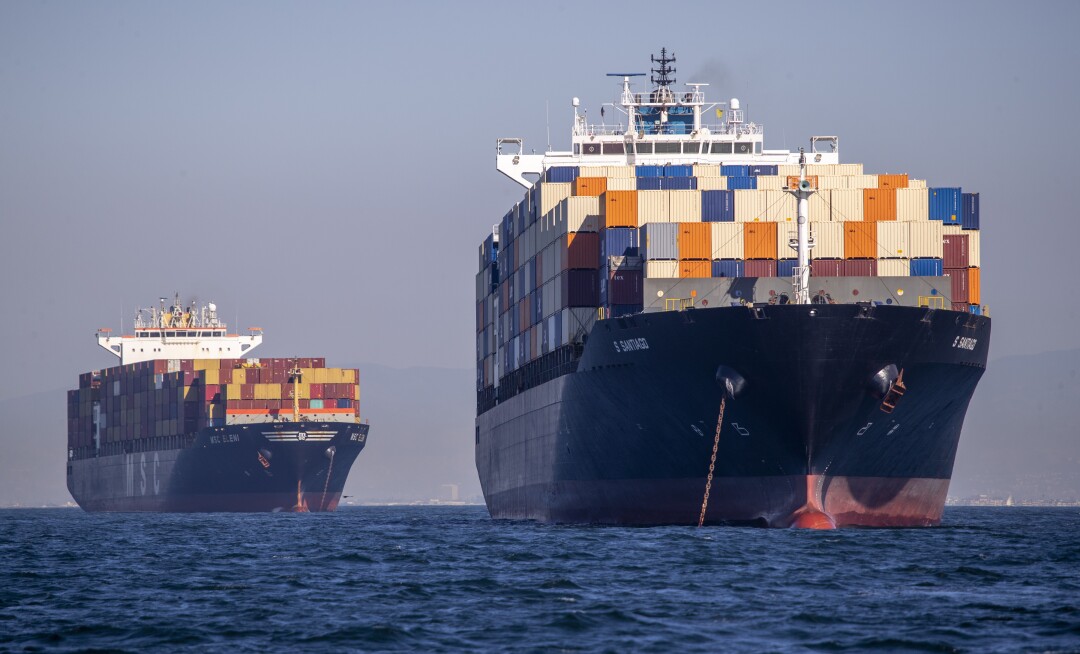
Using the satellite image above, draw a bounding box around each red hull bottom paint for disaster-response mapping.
[489,475,950,528]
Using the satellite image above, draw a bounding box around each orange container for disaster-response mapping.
[877,174,909,189]
[575,176,607,197]
[863,188,897,221]
[678,259,711,278]
[968,267,981,305]
[601,191,638,228]
[566,232,600,270]
[744,222,778,259]
[844,222,878,259]
[786,175,819,190]
[677,223,712,260]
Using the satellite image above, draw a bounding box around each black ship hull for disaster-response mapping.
[67,422,368,512]
[476,304,990,527]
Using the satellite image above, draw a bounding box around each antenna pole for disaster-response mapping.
[794,148,813,305]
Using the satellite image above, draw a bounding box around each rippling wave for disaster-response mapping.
[1,507,1078,652]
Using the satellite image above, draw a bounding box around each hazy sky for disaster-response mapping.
[1,1,1078,502]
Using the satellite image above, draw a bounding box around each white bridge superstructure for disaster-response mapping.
[96,294,263,365]
[497,48,838,189]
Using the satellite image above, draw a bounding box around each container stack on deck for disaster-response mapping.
[476,162,982,395]
[67,358,361,456]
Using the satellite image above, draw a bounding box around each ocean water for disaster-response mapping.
[1,506,1078,653]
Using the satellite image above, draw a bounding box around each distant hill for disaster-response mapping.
[3,351,1076,508]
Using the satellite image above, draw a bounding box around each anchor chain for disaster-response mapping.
[698,395,727,527]
[320,448,335,511]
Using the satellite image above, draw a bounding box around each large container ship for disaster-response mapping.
[67,295,369,512]
[475,50,990,528]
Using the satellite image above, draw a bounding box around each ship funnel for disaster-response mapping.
[715,365,747,399]
[868,364,900,398]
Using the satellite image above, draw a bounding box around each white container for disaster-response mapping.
[876,221,909,259]
[808,191,832,222]
[829,189,864,222]
[846,174,878,190]
[668,190,702,223]
[877,259,910,277]
[710,223,745,259]
[693,164,723,177]
[968,230,981,267]
[817,175,849,190]
[538,182,572,217]
[908,221,945,258]
[637,190,670,223]
[606,177,637,191]
[755,175,784,190]
[697,176,728,191]
[896,188,929,222]
[734,189,769,222]
[809,222,844,259]
[645,260,679,278]
[765,190,797,222]
[908,179,927,189]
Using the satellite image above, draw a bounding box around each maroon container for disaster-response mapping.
[840,259,878,276]
[325,399,337,409]
[943,234,969,269]
[607,269,643,304]
[951,302,969,312]
[563,269,600,307]
[944,267,969,303]
[566,232,600,270]
[744,259,778,277]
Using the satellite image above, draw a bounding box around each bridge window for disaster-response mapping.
[711,142,732,154]
[655,142,680,154]
[581,143,601,155]
[683,141,702,154]
[573,144,580,155]
[634,142,653,154]
[734,142,752,154]
[602,142,624,154]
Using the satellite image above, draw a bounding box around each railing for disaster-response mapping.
[918,295,946,309]
[664,297,695,311]
[575,121,763,138]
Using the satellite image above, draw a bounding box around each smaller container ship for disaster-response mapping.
[66,295,369,512]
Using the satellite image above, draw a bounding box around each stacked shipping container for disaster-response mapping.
[67,358,361,455]
[477,163,983,389]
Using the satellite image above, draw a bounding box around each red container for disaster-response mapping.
[944,267,969,303]
[566,232,600,270]
[325,399,337,409]
[810,258,842,277]
[240,384,255,400]
[840,259,878,276]
[943,234,969,268]
[179,360,194,372]
[744,259,778,277]
[309,383,323,399]
[951,302,969,312]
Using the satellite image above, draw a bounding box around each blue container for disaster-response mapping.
[748,165,778,176]
[711,259,744,278]
[962,192,980,230]
[641,223,678,260]
[600,227,639,258]
[664,165,693,177]
[777,259,797,277]
[968,304,981,316]
[721,165,749,177]
[545,166,579,183]
[636,165,664,178]
[636,177,697,190]
[910,258,944,277]
[702,190,735,222]
[338,398,352,409]
[727,176,757,190]
[928,188,962,224]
